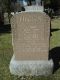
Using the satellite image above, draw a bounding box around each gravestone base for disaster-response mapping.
[9,55,53,76]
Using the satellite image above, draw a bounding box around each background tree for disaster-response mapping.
[29,0,32,5]
[0,0,17,23]
[51,0,60,15]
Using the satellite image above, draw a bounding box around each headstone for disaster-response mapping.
[25,6,44,12]
[10,11,53,76]
[4,13,9,24]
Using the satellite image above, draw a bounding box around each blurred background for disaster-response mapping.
[0,0,60,25]
[0,0,60,80]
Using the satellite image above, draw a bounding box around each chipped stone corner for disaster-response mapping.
[9,55,54,76]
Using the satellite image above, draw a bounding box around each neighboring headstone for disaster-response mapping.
[36,0,41,5]
[4,13,9,24]
[9,11,53,76]
[25,6,44,12]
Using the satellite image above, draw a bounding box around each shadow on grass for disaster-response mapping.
[0,24,11,34]
[51,28,60,32]
[49,47,60,73]
[50,28,60,36]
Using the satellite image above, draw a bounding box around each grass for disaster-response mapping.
[50,18,60,49]
[0,17,60,80]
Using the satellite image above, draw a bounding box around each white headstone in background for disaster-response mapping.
[4,13,9,24]
[25,6,44,12]
[23,0,28,6]
[36,0,41,5]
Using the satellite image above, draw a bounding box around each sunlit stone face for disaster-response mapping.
[11,12,50,60]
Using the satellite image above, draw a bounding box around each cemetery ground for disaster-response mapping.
[0,17,60,80]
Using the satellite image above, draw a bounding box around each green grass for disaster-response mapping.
[50,18,60,49]
[0,18,60,80]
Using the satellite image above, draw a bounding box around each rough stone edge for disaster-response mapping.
[9,55,54,76]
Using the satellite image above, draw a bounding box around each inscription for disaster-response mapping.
[11,12,50,60]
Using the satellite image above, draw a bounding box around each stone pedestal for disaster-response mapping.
[10,55,53,76]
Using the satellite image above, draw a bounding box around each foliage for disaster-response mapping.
[0,0,17,22]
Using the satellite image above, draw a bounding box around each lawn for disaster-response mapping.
[0,17,60,80]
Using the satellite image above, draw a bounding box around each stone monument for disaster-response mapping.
[9,6,53,76]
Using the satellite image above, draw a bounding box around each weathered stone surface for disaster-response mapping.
[10,12,54,76]
[11,12,50,60]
